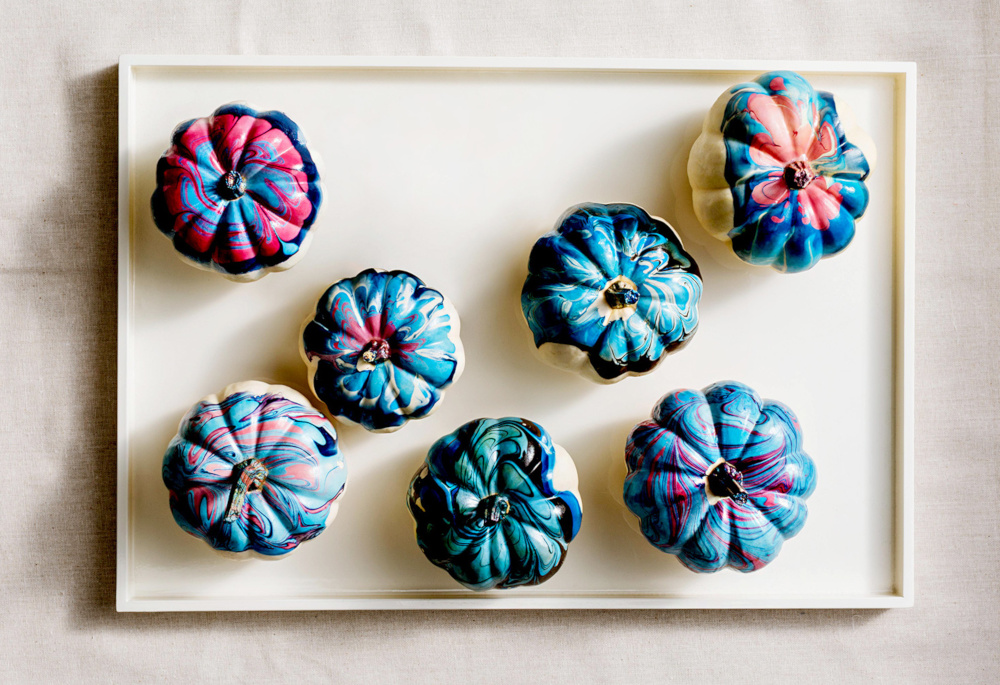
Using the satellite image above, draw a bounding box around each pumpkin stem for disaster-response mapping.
[706,461,749,505]
[224,459,268,523]
[218,169,247,200]
[783,160,815,190]
[361,339,392,365]
[476,494,511,526]
[604,279,639,309]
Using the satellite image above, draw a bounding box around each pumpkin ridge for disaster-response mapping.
[746,490,809,540]
[231,116,276,172]
[165,143,227,185]
[635,272,701,339]
[241,490,296,549]
[654,422,721,474]
[705,383,763,460]
[167,117,228,179]
[241,185,310,239]
[527,234,607,291]
[678,505,729,572]
[176,410,244,469]
[562,213,619,282]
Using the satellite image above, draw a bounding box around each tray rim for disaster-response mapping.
[117,55,916,612]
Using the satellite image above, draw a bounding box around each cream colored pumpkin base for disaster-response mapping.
[550,443,582,512]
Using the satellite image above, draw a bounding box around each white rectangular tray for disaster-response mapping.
[117,56,915,611]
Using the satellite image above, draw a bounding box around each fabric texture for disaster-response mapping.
[1,0,998,682]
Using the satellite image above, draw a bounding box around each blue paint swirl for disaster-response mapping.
[407,417,583,591]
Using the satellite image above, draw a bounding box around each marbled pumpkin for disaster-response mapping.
[151,103,322,281]
[162,381,347,557]
[521,203,702,383]
[623,381,816,573]
[689,71,874,273]
[407,417,583,591]
[301,269,465,433]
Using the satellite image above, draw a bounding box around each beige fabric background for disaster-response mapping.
[2,0,998,682]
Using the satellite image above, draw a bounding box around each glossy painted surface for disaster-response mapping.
[521,203,702,383]
[690,71,872,273]
[623,381,817,573]
[151,103,322,281]
[301,269,464,433]
[161,382,346,556]
[407,418,583,591]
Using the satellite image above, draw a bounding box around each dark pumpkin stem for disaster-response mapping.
[604,281,639,309]
[361,339,392,365]
[476,494,511,526]
[218,169,247,200]
[783,160,815,190]
[706,461,749,505]
[224,459,268,523]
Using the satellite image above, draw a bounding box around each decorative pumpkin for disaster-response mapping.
[521,203,702,384]
[688,71,874,273]
[407,417,583,591]
[162,381,346,557]
[623,381,816,573]
[151,103,322,282]
[301,268,465,433]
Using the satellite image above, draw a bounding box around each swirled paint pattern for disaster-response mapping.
[623,381,816,573]
[521,203,702,382]
[407,418,583,591]
[162,385,346,556]
[722,71,870,272]
[151,103,322,280]
[302,269,464,433]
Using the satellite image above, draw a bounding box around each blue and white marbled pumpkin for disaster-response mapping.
[162,381,347,557]
[407,417,583,591]
[521,203,702,383]
[623,381,817,573]
[301,269,465,433]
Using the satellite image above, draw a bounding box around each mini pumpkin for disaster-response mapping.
[688,71,874,273]
[407,417,583,591]
[151,103,322,281]
[623,381,816,573]
[301,268,465,433]
[162,381,346,557]
[521,202,702,383]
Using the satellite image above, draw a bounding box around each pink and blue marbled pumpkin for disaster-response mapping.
[623,381,816,573]
[151,103,322,281]
[162,382,346,557]
[689,71,873,273]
